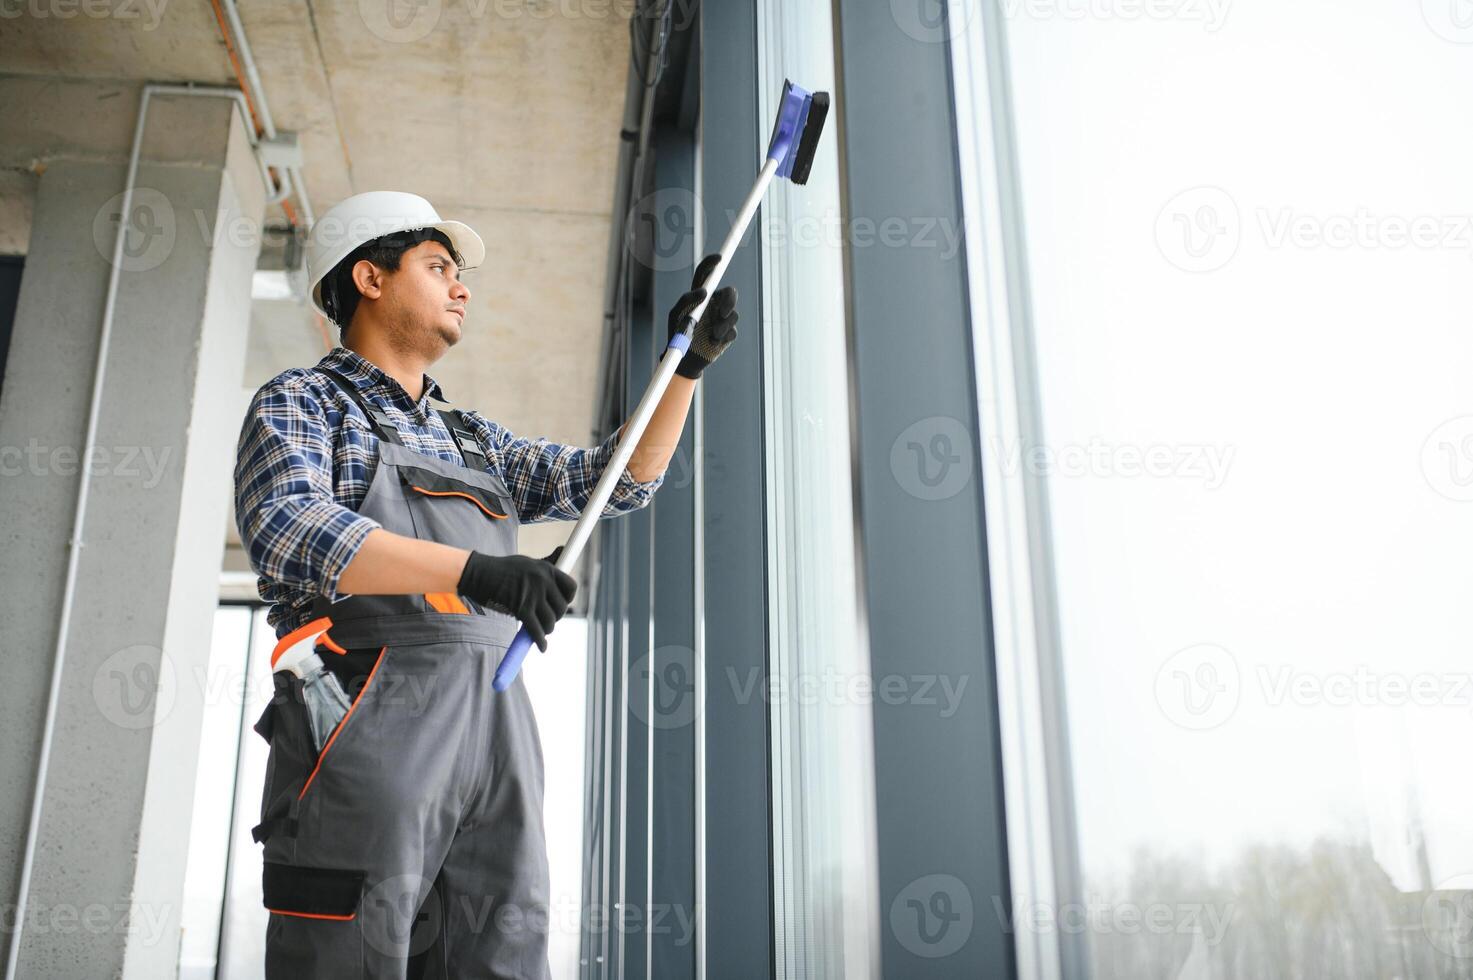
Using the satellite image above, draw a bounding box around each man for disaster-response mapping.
[233,190,737,978]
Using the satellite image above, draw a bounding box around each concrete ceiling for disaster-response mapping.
[0,0,635,567]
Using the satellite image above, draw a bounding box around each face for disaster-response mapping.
[352,239,471,354]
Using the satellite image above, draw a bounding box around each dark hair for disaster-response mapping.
[321,227,465,341]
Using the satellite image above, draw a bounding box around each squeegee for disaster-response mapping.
[492,78,830,692]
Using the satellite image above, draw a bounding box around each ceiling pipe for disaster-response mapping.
[211,0,316,227]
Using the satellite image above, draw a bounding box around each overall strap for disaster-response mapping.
[436,408,491,472]
[316,367,404,447]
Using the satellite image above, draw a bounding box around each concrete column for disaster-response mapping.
[0,91,265,979]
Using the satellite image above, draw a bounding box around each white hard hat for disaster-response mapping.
[305,191,486,319]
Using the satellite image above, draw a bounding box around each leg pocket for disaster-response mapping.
[263,863,368,979]
[264,861,366,920]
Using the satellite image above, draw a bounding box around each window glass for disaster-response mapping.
[1002,1,1473,973]
[757,2,881,975]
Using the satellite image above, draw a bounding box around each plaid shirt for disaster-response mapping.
[235,346,664,639]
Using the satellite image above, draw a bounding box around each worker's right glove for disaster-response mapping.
[457,548,577,652]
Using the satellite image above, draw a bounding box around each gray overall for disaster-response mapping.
[250,367,552,979]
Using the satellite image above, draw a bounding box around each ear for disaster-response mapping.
[351,258,384,301]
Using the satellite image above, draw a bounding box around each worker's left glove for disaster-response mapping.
[667,253,739,380]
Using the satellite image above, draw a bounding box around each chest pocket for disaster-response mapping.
[398,463,512,520]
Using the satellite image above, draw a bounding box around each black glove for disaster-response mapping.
[667,253,739,380]
[457,548,577,652]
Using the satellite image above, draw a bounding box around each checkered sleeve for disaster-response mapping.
[233,371,381,601]
[464,414,666,525]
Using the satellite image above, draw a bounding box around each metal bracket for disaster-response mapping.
[257,131,303,170]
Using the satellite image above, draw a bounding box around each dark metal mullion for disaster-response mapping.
[831,0,1017,976]
[649,125,699,980]
[698,0,776,975]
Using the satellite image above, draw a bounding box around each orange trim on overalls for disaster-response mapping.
[298,646,388,800]
[270,615,344,669]
[424,593,471,614]
[407,485,508,519]
[267,909,357,922]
